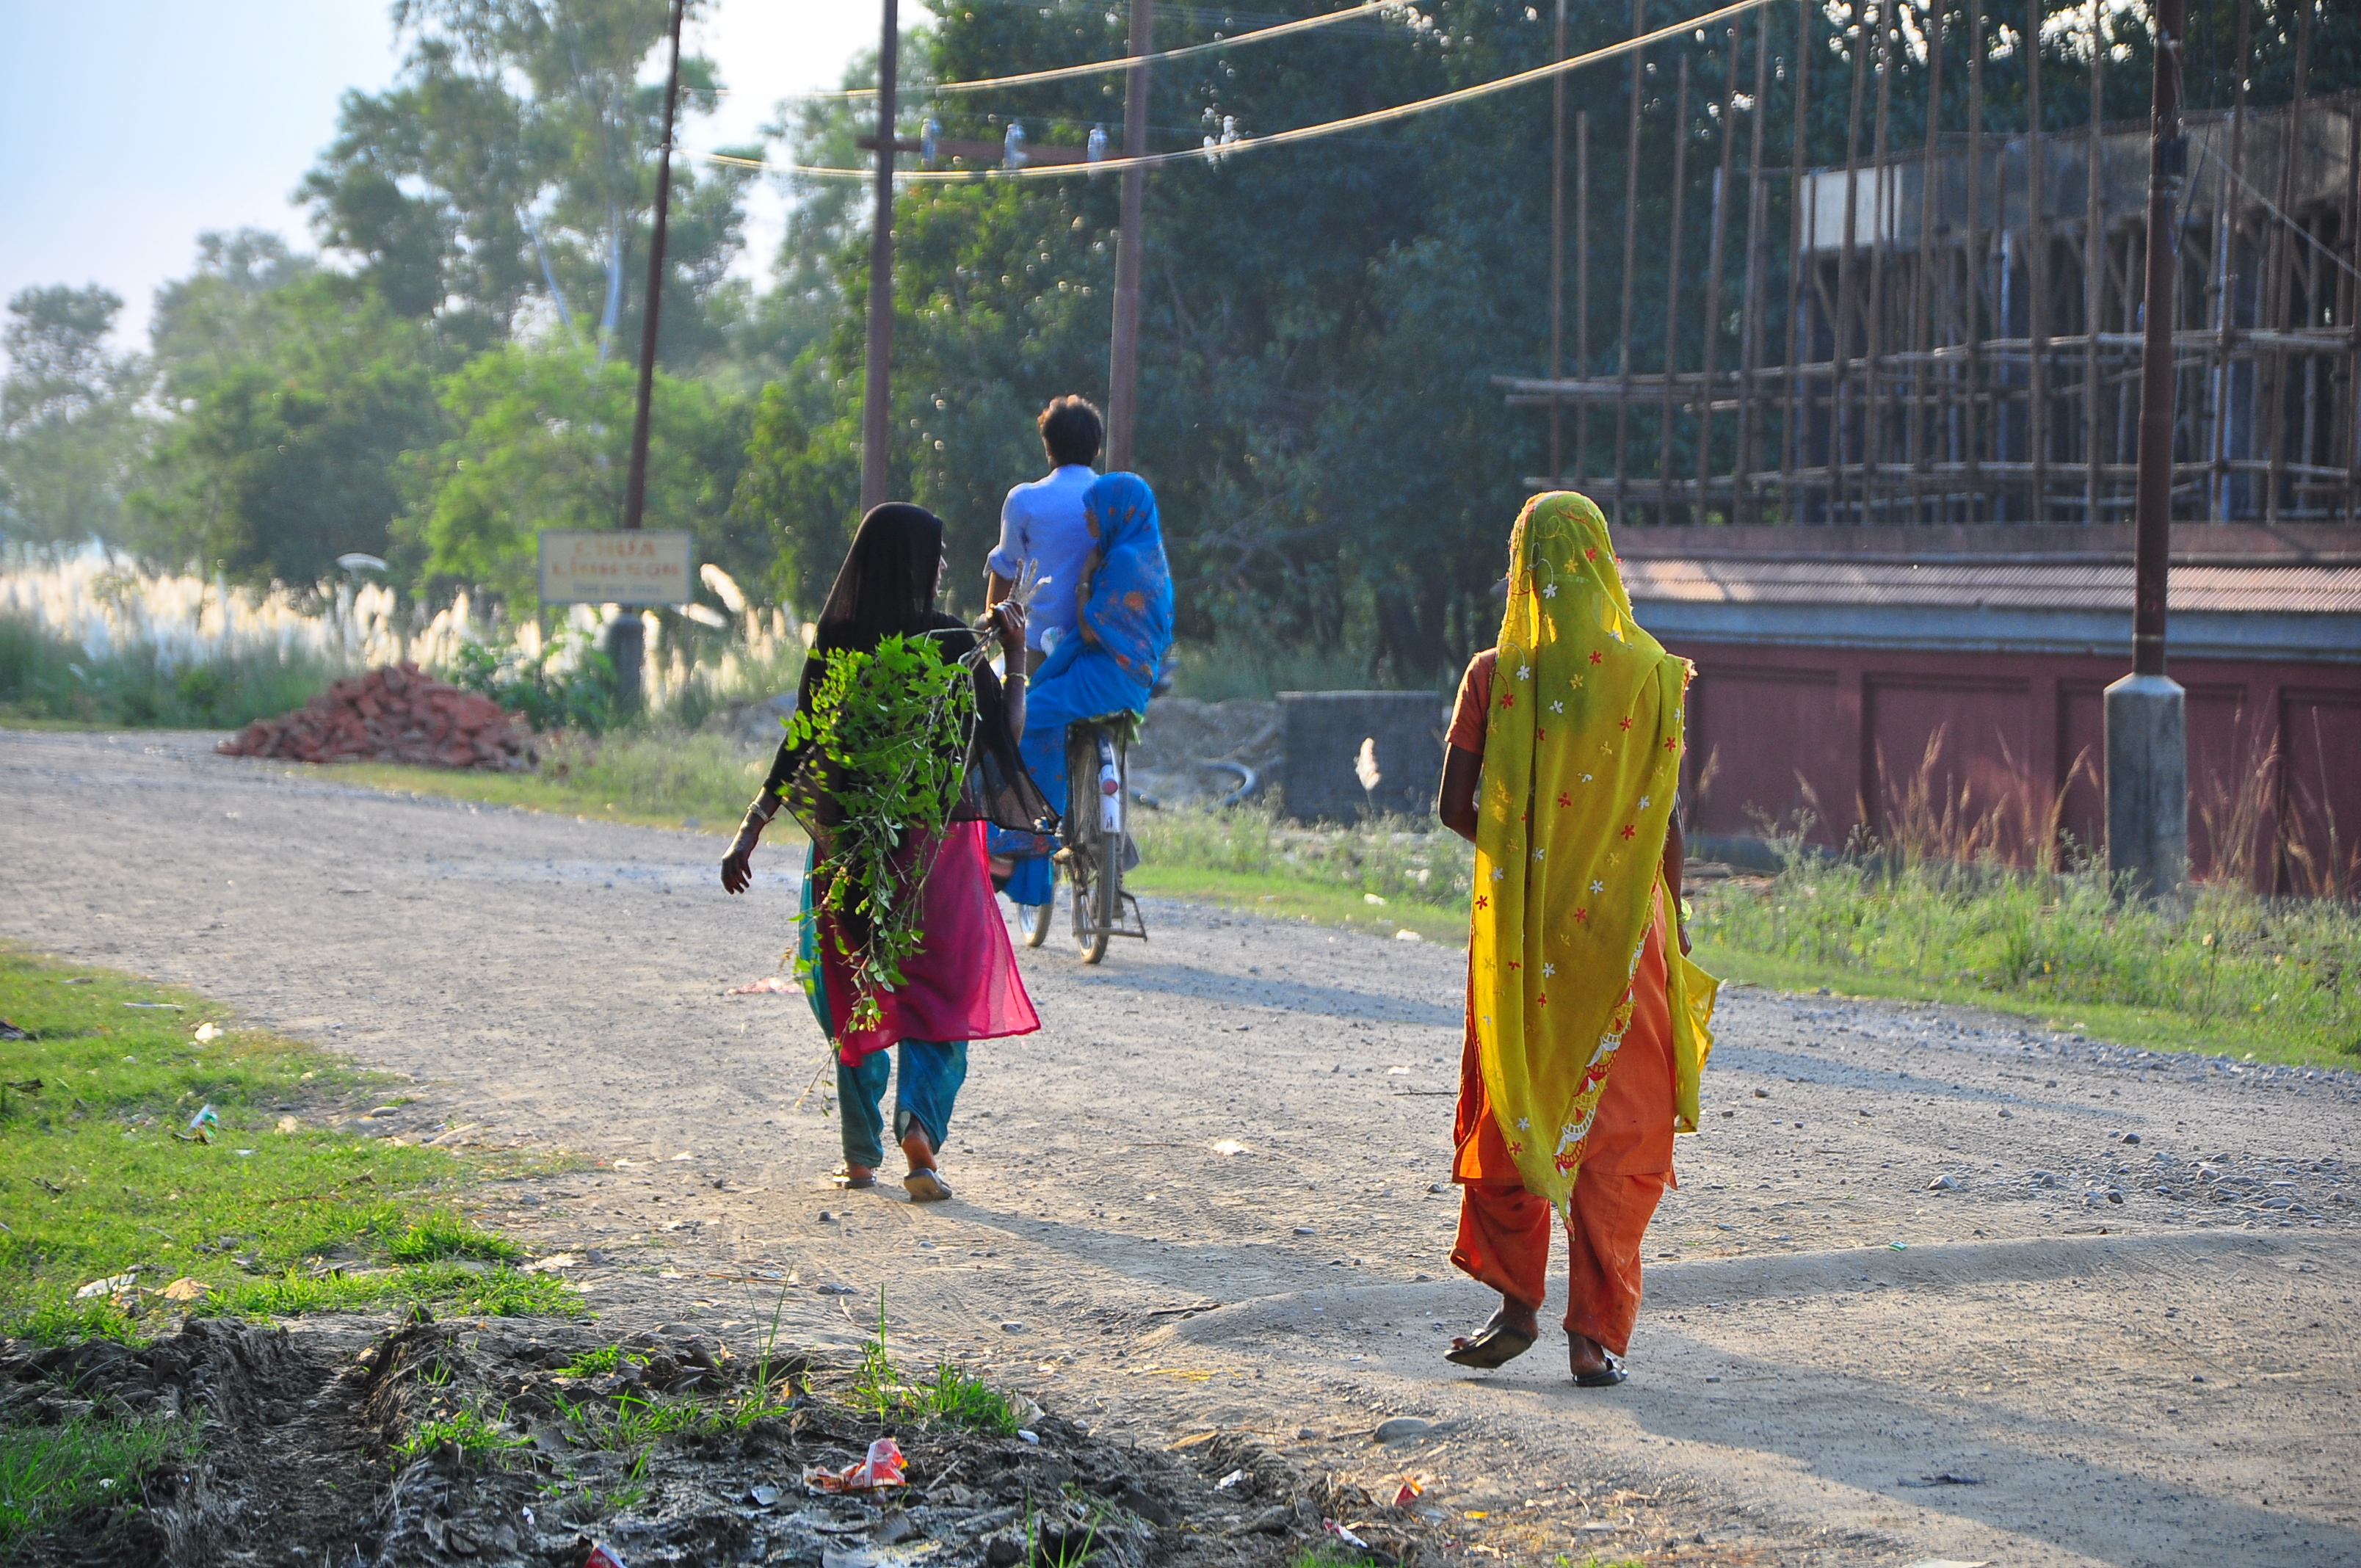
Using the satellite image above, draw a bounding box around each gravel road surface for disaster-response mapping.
[6,728,2358,1566]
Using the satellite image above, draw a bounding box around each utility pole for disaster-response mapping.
[1105,0,1153,471]
[2104,0,2188,905]
[859,0,901,513]
[616,0,687,710]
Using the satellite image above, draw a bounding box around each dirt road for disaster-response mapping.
[7,727,2358,1567]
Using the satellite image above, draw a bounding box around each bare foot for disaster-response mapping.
[901,1125,937,1175]
[835,1164,877,1188]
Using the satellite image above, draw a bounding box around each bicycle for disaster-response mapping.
[1040,712,1147,964]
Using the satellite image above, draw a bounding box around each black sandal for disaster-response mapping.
[1445,1322,1537,1369]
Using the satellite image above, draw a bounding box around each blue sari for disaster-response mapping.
[994,473,1174,906]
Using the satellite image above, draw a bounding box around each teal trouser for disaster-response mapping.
[837,1042,968,1169]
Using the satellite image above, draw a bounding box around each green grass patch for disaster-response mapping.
[331,727,774,837]
[0,946,573,1340]
[391,1398,532,1468]
[1689,858,2361,1070]
[844,1289,1022,1435]
[559,1344,650,1379]
[0,612,347,732]
[0,1407,205,1553]
[1130,806,2361,1068]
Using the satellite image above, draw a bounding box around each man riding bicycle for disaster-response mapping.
[983,398,1172,916]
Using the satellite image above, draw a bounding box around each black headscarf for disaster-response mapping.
[764,504,1053,836]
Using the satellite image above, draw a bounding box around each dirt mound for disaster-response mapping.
[2,1313,1442,1568]
[217,663,535,770]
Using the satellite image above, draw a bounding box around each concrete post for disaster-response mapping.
[2103,672,2188,907]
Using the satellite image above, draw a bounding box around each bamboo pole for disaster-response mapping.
[1661,56,1694,523]
[2026,0,2049,522]
[1834,0,1870,521]
[1781,0,1813,516]
[1577,110,1592,485]
[1910,0,1944,523]
[1865,3,1897,518]
[2083,0,2106,522]
[1697,23,1743,519]
[2260,0,2312,523]
[2211,0,2252,519]
[1614,0,1646,525]
[1549,0,1568,483]
[1964,0,1986,514]
[1735,2,1774,521]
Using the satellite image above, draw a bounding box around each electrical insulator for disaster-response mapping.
[1004,122,1028,170]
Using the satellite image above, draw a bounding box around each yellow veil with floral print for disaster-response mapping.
[1471,492,1717,1214]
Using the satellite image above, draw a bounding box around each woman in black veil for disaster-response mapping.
[722,504,1051,1201]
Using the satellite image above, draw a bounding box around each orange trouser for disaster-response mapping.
[1449,894,1675,1357]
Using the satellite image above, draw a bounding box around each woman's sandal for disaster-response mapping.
[832,1167,878,1191]
[1444,1322,1537,1369]
[904,1168,954,1203]
[1572,1343,1629,1387]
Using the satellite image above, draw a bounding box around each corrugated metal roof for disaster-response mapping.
[1620,558,2361,616]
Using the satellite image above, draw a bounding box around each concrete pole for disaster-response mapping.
[859,0,900,513]
[614,0,687,711]
[1105,0,1153,471]
[2104,0,2188,907]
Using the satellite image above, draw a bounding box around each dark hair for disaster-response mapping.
[1037,396,1104,468]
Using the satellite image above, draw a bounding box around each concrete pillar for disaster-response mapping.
[2104,672,2188,907]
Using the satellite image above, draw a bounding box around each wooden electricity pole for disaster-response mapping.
[859,0,901,513]
[616,0,687,708]
[1105,0,1154,472]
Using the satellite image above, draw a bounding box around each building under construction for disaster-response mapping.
[1504,87,2359,526]
[1492,3,2361,890]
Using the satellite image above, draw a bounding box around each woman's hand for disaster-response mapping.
[721,830,759,894]
[990,599,1029,661]
[1676,917,1692,957]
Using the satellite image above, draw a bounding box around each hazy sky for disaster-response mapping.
[0,0,896,363]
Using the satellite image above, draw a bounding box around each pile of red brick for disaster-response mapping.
[217,662,536,770]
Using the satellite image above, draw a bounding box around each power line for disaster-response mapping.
[796,0,1417,100]
[689,0,1779,182]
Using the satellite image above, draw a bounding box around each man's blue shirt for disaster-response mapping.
[987,464,1098,653]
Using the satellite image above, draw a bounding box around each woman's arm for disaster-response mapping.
[991,599,1029,744]
[1437,745,1482,845]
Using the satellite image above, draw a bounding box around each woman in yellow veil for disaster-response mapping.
[1433,492,1716,1385]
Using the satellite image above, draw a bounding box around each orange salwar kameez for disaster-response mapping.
[1444,649,1678,1358]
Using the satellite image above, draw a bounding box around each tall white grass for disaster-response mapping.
[0,547,800,718]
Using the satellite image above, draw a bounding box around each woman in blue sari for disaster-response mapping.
[993,472,1173,909]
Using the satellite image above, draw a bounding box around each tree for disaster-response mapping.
[300,0,755,364]
[0,284,145,550]
[402,342,756,604]
[135,239,445,587]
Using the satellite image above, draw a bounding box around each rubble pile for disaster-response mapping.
[217,662,534,770]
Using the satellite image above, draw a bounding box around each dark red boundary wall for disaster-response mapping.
[1669,638,2361,896]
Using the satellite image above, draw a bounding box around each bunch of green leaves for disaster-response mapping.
[448,628,616,736]
[783,633,976,1034]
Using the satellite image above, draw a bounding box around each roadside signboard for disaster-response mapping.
[537,529,694,606]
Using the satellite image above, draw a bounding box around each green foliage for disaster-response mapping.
[0,948,567,1341]
[392,1398,532,1467]
[786,634,976,1034]
[848,1289,1020,1434]
[385,1211,523,1265]
[559,1344,648,1379]
[399,343,752,604]
[0,612,347,729]
[136,259,446,587]
[0,1409,204,1553]
[0,285,145,551]
[449,631,617,734]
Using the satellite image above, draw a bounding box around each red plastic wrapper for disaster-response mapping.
[584,1547,629,1568]
[802,1437,907,1493]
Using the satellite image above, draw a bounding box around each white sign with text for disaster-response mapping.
[537,529,694,606]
